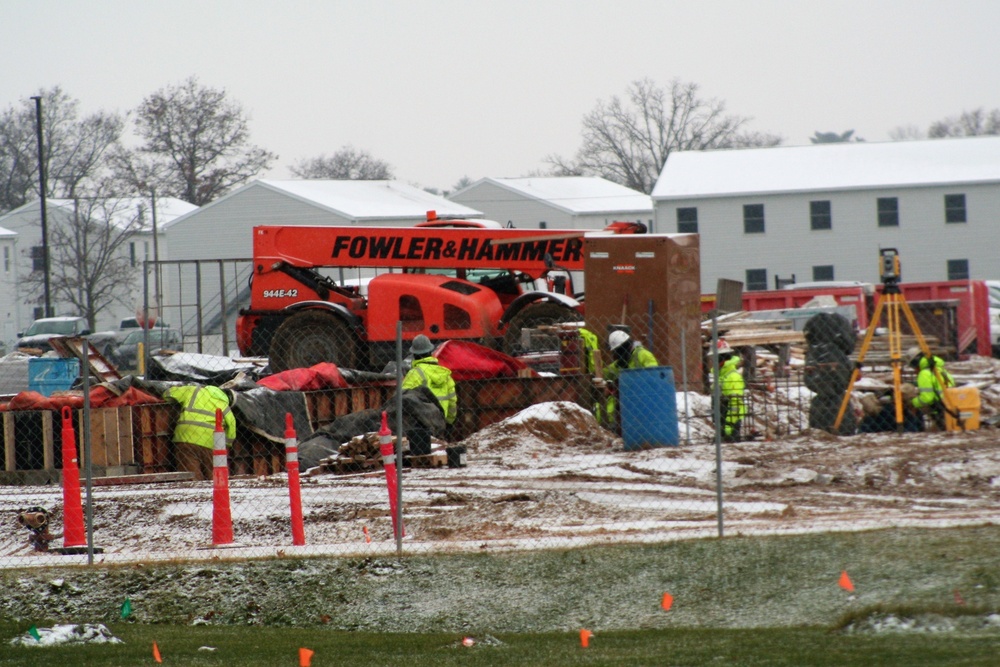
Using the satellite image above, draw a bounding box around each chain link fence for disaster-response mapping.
[2,263,999,568]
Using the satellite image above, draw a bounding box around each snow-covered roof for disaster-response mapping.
[256,180,483,220]
[0,197,196,232]
[652,136,1000,200]
[0,226,15,238]
[459,177,652,215]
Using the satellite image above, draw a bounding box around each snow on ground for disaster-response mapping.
[8,623,122,647]
[2,358,1000,567]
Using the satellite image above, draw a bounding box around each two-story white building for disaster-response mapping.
[448,176,653,231]
[652,136,1000,291]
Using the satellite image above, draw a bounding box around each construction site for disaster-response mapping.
[2,219,999,566]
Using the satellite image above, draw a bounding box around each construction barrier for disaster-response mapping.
[59,406,86,550]
[212,408,233,546]
[285,413,305,546]
[379,411,403,540]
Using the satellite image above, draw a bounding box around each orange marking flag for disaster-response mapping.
[152,642,162,663]
[839,571,855,592]
[299,647,315,666]
[662,592,674,611]
[579,629,593,648]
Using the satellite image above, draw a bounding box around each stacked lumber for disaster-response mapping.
[701,312,806,348]
[310,431,449,475]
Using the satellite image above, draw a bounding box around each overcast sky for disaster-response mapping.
[5,0,999,192]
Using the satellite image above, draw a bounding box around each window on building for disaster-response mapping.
[810,200,832,230]
[877,197,899,227]
[812,265,835,281]
[945,194,967,223]
[746,268,768,291]
[677,207,698,234]
[743,204,765,234]
[129,242,137,268]
[947,259,969,280]
[3,246,9,273]
[30,246,45,272]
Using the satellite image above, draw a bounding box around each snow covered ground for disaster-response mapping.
[2,356,999,568]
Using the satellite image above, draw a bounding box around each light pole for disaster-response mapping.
[30,95,52,317]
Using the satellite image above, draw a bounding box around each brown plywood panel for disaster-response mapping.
[584,235,702,386]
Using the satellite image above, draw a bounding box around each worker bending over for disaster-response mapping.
[907,347,955,430]
[710,340,746,442]
[164,385,236,480]
[402,334,457,426]
[599,330,659,427]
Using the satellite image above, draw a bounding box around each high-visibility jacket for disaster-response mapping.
[402,356,457,424]
[711,356,746,436]
[604,343,659,383]
[164,385,235,449]
[911,355,955,410]
[579,328,600,374]
[598,342,659,425]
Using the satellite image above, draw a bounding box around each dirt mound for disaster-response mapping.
[459,401,620,460]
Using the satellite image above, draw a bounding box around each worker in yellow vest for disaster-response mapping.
[401,335,457,425]
[598,330,659,429]
[164,385,236,480]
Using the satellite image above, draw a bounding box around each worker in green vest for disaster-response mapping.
[598,330,659,428]
[164,385,236,480]
[710,340,746,442]
[907,347,955,430]
[402,335,457,425]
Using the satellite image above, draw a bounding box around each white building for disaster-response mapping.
[0,226,18,350]
[0,197,195,347]
[448,176,653,231]
[652,136,1000,291]
[164,179,484,262]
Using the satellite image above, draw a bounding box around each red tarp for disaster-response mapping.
[1,386,164,412]
[257,362,349,391]
[432,340,534,381]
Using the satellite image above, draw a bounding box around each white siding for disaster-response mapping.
[655,183,1000,289]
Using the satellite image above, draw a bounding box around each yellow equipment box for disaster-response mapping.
[943,386,980,431]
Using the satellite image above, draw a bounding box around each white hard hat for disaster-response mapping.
[715,339,734,356]
[608,330,631,351]
[906,346,922,366]
[410,334,434,356]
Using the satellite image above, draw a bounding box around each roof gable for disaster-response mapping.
[463,177,652,214]
[652,136,1000,199]
[260,180,482,220]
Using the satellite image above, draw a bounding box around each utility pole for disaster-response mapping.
[30,95,52,317]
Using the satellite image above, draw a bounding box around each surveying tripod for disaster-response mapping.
[833,248,953,433]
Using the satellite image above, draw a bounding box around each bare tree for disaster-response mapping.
[21,190,144,329]
[129,77,276,205]
[0,87,124,214]
[810,130,864,143]
[547,78,781,194]
[290,146,393,180]
[928,108,1000,138]
[888,125,925,141]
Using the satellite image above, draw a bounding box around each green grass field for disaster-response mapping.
[2,526,999,665]
[0,623,997,667]
[1,623,999,666]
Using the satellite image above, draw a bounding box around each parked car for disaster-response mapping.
[16,316,117,354]
[107,328,184,370]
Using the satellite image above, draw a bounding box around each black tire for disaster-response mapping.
[269,310,357,373]
[502,301,580,356]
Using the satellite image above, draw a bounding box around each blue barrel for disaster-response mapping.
[28,358,80,397]
[619,366,679,450]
